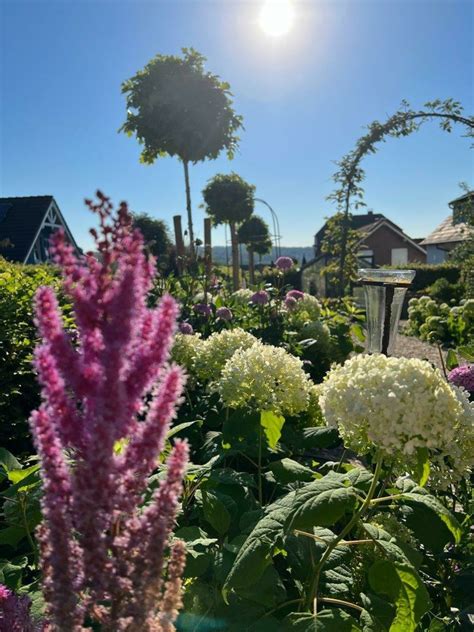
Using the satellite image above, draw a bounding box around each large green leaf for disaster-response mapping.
[199,490,234,535]
[290,472,357,530]
[268,458,314,484]
[223,490,297,596]
[236,565,286,608]
[260,410,286,449]
[360,592,395,631]
[301,427,340,449]
[368,560,431,632]
[399,484,462,550]
[284,609,362,631]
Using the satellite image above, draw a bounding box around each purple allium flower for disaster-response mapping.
[193,303,212,318]
[286,289,304,301]
[179,322,194,335]
[448,365,474,392]
[29,192,188,631]
[0,585,42,632]
[275,256,294,271]
[285,296,298,310]
[251,290,270,305]
[216,307,233,321]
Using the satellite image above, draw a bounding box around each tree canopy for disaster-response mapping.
[238,215,271,250]
[131,213,172,261]
[120,48,243,165]
[202,173,255,225]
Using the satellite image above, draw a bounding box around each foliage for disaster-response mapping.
[406,295,474,346]
[203,173,255,226]
[0,259,71,455]
[320,212,360,294]
[327,99,474,295]
[238,216,271,252]
[424,277,465,304]
[384,262,461,293]
[121,47,243,253]
[132,212,172,268]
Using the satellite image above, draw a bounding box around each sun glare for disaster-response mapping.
[258,0,295,37]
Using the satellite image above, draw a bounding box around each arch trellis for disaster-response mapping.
[326,99,474,296]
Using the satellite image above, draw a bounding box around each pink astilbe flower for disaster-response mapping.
[29,192,188,632]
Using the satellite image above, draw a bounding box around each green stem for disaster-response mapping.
[319,597,364,613]
[19,494,38,568]
[306,452,384,613]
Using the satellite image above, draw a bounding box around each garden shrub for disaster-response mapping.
[385,262,461,293]
[406,295,474,346]
[0,258,71,455]
[425,277,465,304]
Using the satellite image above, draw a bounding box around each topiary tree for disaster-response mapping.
[238,215,271,284]
[120,48,243,258]
[202,173,255,290]
[132,212,172,270]
[320,212,360,294]
[327,99,474,296]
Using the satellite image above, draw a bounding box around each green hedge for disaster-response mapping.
[384,263,461,292]
[0,258,71,454]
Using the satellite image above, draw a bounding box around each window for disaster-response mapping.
[391,248,408,265]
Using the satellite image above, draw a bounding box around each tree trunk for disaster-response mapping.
[248,247,255,285]
[183,160,195,259]
[230,221,240,291]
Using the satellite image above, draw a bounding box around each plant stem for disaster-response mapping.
[319,597,364,613]
[437,343,448,380]
[19,494,39,568]
[306,452,384,613]
[294,529,373,546]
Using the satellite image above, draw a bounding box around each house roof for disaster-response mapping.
[0,196,55,262]
[356,218,426,254]
[420,215,470,246]
[448,190,474,208]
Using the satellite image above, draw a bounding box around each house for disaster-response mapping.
[420,191,473,264]
[301,211,426,296]
[0,195,80,264]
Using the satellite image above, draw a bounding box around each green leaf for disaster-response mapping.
[0,448,21,472]
[445,349,459,371]
[200,490,233,535]
[223,490,297,597]
[236,565,286,608]
[458,344,474,361]
[368,561,431,632]
[166,420,201,439]
[284,609,362,631]
[400,485,462,550]
[302,427,340,449]
[413,448,430,487]
[351,323,366,342]
[290,472,357,530]
[268,458,314,484]
[360,592,395,631]
[260,410,285,449]
[7,464,40,486]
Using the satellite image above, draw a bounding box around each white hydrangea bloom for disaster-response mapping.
[171,333,203,373]
[287,293,322,324]
[230,288,254,305]
[193,328,258,382]
[320,354,474,484]
[217,341,312,416]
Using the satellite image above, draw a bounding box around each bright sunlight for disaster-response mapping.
[258,0,295,37]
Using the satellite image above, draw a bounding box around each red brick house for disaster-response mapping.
[302,211,426,296]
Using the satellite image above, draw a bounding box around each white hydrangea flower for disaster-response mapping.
[193,328,257,382]
[217,341,312,416]
[230,288,254,306]
[320,354,474,484]
[286,293,322,324]
[171,333,203,372]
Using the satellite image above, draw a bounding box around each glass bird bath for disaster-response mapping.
[358,269,416,356]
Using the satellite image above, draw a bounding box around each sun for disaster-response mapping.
[258,0,295,37]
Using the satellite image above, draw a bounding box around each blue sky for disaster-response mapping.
[1,0,472,249]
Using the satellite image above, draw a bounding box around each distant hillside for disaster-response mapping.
[207,246,314,266]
